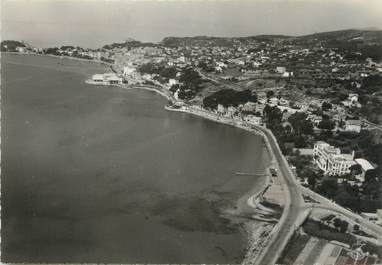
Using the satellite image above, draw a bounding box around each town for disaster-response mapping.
[2,29,382,264]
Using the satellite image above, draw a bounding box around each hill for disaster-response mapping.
[161,29,382,47]
[1,40,26,52]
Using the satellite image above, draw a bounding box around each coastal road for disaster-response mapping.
[252,126,382,265]
[362,119,382,132]
[253,126,306,265]
[300,187,382,237]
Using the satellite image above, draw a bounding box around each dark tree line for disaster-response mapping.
[203,89,257,109]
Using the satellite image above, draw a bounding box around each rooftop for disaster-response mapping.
[355,158,375,172]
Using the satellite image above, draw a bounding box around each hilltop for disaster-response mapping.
[161,29,382,47]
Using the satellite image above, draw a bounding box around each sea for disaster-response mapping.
[1,54,270,263]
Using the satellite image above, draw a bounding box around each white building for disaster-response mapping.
[91,73,123,85]
[268,97,279,106]
[348,93,359,103]
[168,78,178,86]
[345,119,361,133]
[313,141,356,176]
[123,66,136,76]
[361,210,382,225]
[354,158,375,182]
[217,104,226,114]
[244,115,262,126]
[16,46,26,53]
[282,72,293,78]
[216,62,227,68]
[226,106,237,117]
[276,66,286,74]
[242,102,257,112]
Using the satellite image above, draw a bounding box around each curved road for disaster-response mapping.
[253,126,306,265]
[253,126,382,264]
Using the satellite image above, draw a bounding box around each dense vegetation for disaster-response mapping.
[203,89,257,109]
[44,47,95,60]
[102,40,157,50]
[168,67,204,100]
[138,63,177,80]
[1,40,26,52]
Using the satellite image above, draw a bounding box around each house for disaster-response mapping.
[168,79,178,86]
[215,66,223,73]
[217,104,226,114]
[242,102,257,112]
[308,114,323,126]
[226,106,237,117]
[313,141,356,176]
[294,148,314,156]
[123,66,135,76]
[16,46,26,53]
[360,210,382,225]
[244,115,262,126]
[216,62,227,68]
[268,97,279,106]
[282,71,292,78]
[276,66,286,74]
[345,119,361,133]
[348,93,359,103]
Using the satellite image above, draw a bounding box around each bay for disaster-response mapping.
[1,54,270,264]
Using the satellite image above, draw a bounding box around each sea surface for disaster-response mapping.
[1,54,270,263]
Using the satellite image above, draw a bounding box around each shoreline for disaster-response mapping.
[6,52,278,263]
[2,52,116,73]
[114,83,279,262]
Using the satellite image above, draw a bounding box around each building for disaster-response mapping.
[345,119,362,133]
[226,106,237,117]
[354,158,375,182]
[168,79,178,86]
[294,148,314,156]
[16,46,26,53]
[217,104,226,114]
[90,73,123,85]
[360,210,382,225]
[242,102,257,112]
[276,66,286,74]
[123,66,135,76]
[313,141,356,176]
[244,115,262,126]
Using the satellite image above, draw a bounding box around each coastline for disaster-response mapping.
[132,87,281,263]
[2,52,117,73]
[6,53,278,263]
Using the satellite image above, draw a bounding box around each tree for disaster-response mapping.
[318,117,335,130]
[288,112,314,136]
[349,164,362,175]
[339,220,349,233]
[266,90,275,98]
[263,105,283,129]
[179,67,202,89]
[169,84,180,94]
[203,89,257,109]
[308,174,317,188]
[333,218,342,229]
[317,176,338,198]
[322,101,332,111]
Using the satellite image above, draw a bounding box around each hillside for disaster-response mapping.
[1,40,26,52]
[161,29,382,47]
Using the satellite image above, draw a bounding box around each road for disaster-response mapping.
[251,126,382,264]
[362,119,382,131]
[300,187,382,237]
[253,126,306,265]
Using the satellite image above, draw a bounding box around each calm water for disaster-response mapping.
[1,54,270,263]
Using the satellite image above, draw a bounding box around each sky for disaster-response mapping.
[1,0,382,48]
